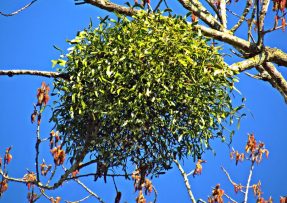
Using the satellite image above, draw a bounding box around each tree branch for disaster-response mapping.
[74,178,105,203]
[266,47,287,67]
[244,161,255,203]
[255,66,287,103]
[196,25,252,51]
[80,1,256,55]
[221,166,245,194]
[263,62,287,96]
[0,0,38,17]
[66,173,129,180]
[178,0,222,30]
[230,47,287,73]
[174,159,196,203]
[264,25,284,34]
[230,0,253,32]
[0,170,27,184]
[204,0,222,23]
[0,69,65,79]
[152,185,158,203]
[230,52,268,72]
[65,195,92,203]
[257,0,270,47]
[84,0,138,16]
[35,119,41,182]
[219,0,227,28]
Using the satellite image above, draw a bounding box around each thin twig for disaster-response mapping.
[0,69,66,79]
[256,0,261,46]
[154,0,164,11]
[0,0,38,17]
[46,165,57,186]
[35,117,41,182]
[65,195,92,203]
[186,170,195,177]
[152,185,158,203]
[41,190,52,201]
[264,25,283,34]
[65,172,130,181]
[61,165,105,203]
[248,7,256,42]
[163,0,169,9]
[222,191,238,203]
[221,166,245,194]
[74,178,105,203]
[221,166,237,185]
[0,170,27,184]
[112,175,118,192]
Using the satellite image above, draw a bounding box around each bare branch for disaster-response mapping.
[187,170,195,177]
[204,0,222,23]
[230,52,268,72]
[84,0,138,16]
[255,66,287,103]
[152,185,158,203]
[46,165,58,186]
[174,159,197,203]
[65,195,92,203]
[221,166,237,186]
[177,0,222,30]
[0,170,27,184]
[75,1,255,54]
[223,192,238,203]
[0,69,65,79]
[257,0,271,47]
[35,121,41,182]
[264,25,284,34]
[221,166,245,194]
[219,0,227,28]
[112,175,118,192]
[244,71,268,80]
[154,0,164,12]
[263,62,287,96]
[66,173,130,180]
[41,190,54,201]
[230,0,253,32]
[0,0,38,17]
[74,178,105,203]
[196,25,252,51]
[244,161,255,203]
[248,7,257,42]
[256,0,261,45]
[266,47,287,67]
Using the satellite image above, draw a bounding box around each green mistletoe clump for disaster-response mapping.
[51,12,243,176]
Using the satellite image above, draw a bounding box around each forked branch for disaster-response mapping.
[174,159,196,203]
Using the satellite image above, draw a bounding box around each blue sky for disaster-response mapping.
[0,0,287,202]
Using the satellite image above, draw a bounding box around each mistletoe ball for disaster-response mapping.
[51,12,242,176]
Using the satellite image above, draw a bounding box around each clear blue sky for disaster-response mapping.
[0,0,286,202]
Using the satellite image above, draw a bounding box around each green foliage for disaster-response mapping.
[51,12,242,176]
